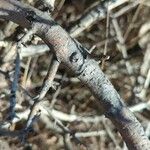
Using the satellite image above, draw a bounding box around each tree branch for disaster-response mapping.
[0,0,150,149]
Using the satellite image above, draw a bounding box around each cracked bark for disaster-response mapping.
[0,0,150,149]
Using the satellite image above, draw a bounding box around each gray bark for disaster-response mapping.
[0,0,150,149]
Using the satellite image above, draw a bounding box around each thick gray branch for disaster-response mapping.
[0,0,150,149]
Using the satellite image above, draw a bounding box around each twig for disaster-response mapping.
[112,1,140,19]
[20,44,49,58]
[112,17,134,75]
[140,46,150,76]
[101,4,110,70]
[75,130,106,138]
[8,52,20,121]
[102,118,121,150]
[124,1,144,41]
[53,0,66,18]
[21,109,41,143]
[63,134,73,150]
[38,56,60,100]
[50,73,66,109]
[22,57,32,87]
[137,69,150,100]
[129,101,150,112]
[48,111,88,149]
[24,55,60,136]
[68,0,135,37]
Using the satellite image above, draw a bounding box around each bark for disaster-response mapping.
[0,0,150,149]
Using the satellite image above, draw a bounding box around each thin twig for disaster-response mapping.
[38,56,60,100]
[101,5,110,70]
[8,52,20,121]
[112,17,134,75]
